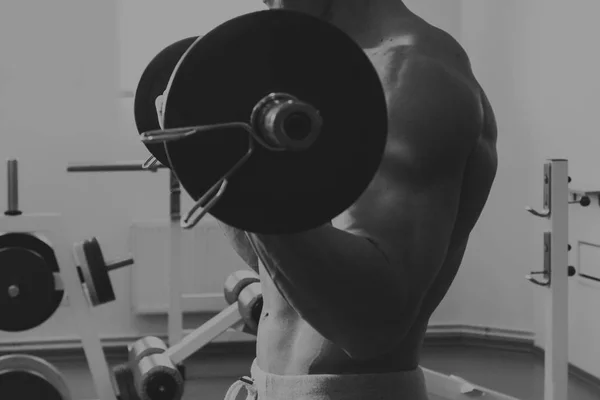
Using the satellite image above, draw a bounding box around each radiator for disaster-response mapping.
[130,218,248,315]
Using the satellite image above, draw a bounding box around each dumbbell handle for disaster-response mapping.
[166,303,242,364]
[76,257,134,283]
[106,257,135,271]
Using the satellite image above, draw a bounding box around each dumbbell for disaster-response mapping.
[73,237,134,306]
[124,336,185,400]
[223,270,263,334]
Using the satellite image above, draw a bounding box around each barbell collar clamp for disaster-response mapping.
[180,137,254,230]
[251,93,323,151]
[141,94,323,230]
[142,155,163,170]
[144,123,256,230]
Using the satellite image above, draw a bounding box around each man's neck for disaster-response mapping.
[330,0,413,48]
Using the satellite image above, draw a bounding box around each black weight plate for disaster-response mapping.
[0,233,63,326]
[135,37,198,167]
[0,370,65,400]
[82,237,115,306]
[145,371,180,400]
[176,364,186,381]
[162,10,388,234]
[0,247,57,332]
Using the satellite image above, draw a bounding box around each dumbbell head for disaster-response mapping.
[223,270,260,305]
[133,353,184,400]
[237,282,263,334]
[128,336,168,365]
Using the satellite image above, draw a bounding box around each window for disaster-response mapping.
[118,0,265,95]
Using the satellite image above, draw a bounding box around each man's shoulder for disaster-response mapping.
[382,49,484,174]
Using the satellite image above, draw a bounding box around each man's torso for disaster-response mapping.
[255,15,498,376]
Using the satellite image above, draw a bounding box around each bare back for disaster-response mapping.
[254,15,498,376]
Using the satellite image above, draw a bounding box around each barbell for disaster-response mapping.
[134,10,388,234]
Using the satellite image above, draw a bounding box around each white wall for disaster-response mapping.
[438,0,539,333]
[0,0,130,341]
[460,0,600,378]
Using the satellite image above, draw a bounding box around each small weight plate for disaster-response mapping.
[0,233,63,332]
[113,363,141,400]
[162,10,388,234]
[81,237,116,306]
[134,353,184,400]
[0,354,71,400]
[0,248,57,332]
[135,36,198,167]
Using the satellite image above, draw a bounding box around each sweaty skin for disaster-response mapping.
[220,0,498,377]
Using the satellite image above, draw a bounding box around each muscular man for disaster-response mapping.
[165,1,498,398]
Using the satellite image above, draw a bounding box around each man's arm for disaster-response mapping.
[248,56,484,360]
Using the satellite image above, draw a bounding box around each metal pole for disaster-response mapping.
[170,171,181,222]
[66,161,166,173]
[5,159,22,216]
[546,159,569,400]
[168,171,183,345]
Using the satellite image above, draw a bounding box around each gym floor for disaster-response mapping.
[30,343,600,400]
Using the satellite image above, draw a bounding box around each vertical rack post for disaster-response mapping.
[546,159,569,400]
[168,171,183,345]
[527,159,570,400]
